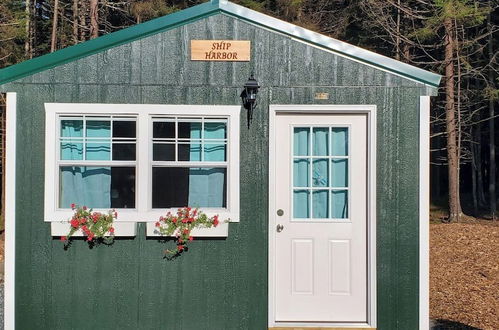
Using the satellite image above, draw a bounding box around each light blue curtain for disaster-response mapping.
[60,119,112,208]
[187,122,226,208]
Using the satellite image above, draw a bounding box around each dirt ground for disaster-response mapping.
[430,220,499,329]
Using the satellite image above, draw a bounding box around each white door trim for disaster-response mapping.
[268,104,377,328]
[5,92,17,330]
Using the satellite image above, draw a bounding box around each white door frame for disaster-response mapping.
[268,104,377,328]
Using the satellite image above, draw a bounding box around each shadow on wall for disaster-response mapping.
[431,319,482,330]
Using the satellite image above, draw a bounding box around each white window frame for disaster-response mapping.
[45,103,241,237]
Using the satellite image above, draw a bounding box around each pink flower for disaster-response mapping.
[82,206,87,210]
[109,227,115,234]
[70,203,75,209]
[177,245,184,251]
[114,212,118,218]
[60,236,67,242]
[213,215,219,227]
[189,236,194,241]
[70,219,79,228]
[155,222,161,227]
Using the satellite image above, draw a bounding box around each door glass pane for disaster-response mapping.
[332,190,348,219]
[293,128,310,156]
[293,159,310,187]
[293,190,309,218]
[313,159,329,187]
[331,159,348,187]
[313,128,329,156]
[312,190,329,218]
[332,128,348,156]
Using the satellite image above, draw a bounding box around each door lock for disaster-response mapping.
[276,224,284,232]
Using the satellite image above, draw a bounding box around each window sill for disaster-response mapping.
[51,222,137,237]
[145,221,229,237]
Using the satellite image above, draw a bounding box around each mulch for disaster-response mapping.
[430,220,499,329]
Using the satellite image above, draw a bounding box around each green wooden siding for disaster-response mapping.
[3,13,429,330]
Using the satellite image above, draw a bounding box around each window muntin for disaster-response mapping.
[151,117,229,209]
[57,115,137,209]
[292,126,350,220]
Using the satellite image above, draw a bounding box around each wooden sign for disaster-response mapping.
[314,92,330,100]
[191,40,251,62]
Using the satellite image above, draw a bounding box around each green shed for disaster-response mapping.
[0,0,441,329]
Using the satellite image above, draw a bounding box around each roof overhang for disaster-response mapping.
[0,0,441,88]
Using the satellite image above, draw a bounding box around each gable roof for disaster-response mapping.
[0,0,441,87]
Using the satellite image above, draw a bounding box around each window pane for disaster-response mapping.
[112,143,136,161]
[313,128,329,156]
[332,159,348,187]
[294,128,309,156]
[312,190,329,218]
[153,144,175,161]
[178,143,202,161]
[86,120,111,138]
[332,190,348,219]
[332,128,348,156]
[86,142,111,160]
[60,166,135,209]
[313,159,329,187]
[153,121,175,139]
[204,122,226,139]
[204,143,226,162]
[293,189,310,218]
[61,120,83,137]
[60,141,83,160]
[113,121,136,138]
[293,158,309,187]
[152,167,226,208]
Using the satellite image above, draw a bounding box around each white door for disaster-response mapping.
[273,113,368,323]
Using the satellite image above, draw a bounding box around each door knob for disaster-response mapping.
[277,209,284,216]
[277,224,284,232]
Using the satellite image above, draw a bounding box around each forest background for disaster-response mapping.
[0,0,498,221]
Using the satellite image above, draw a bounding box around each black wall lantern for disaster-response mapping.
[240,73,260,127]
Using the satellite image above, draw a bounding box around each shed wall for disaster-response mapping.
[5,14,423,329]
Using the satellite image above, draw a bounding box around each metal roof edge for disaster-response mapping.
[219,1,442,88]
[0,1,219,86]
[0,0,442,88]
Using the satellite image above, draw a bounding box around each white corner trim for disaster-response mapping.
[5,92,17,330]
[419,96,430,330]
[268,104,377,328]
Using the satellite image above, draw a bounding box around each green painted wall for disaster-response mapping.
[3,13,431,330]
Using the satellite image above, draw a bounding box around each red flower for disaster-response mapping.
[172,218,177,224]
[187,207,191,211]
[82,206,87,210]
[70,203,75,209]
[109,227,115,234]
[60,236,67,242]
[183,229,190,235]
[114,212,118,218]
[177,245,184,251]
[70,219,79,228]
[193,209,197,216]
[155,222,161,227]
[159,216,164,222]
[189,236,194,241]
[79,218,86,224]
[213,215,219,227]
[182,219,188,223]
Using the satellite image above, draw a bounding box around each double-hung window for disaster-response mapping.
[45,104,240,237]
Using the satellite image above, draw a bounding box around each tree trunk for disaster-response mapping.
[395,0,401,61]
[471,126,479,216]
[488,4,496,220]
[444,16,462,222]
[79,0,86,41]
[476,122,486,207]
[72,0,79,44]
[89,0,99,39]
[50,0,60,52]
[24,0,32,59]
